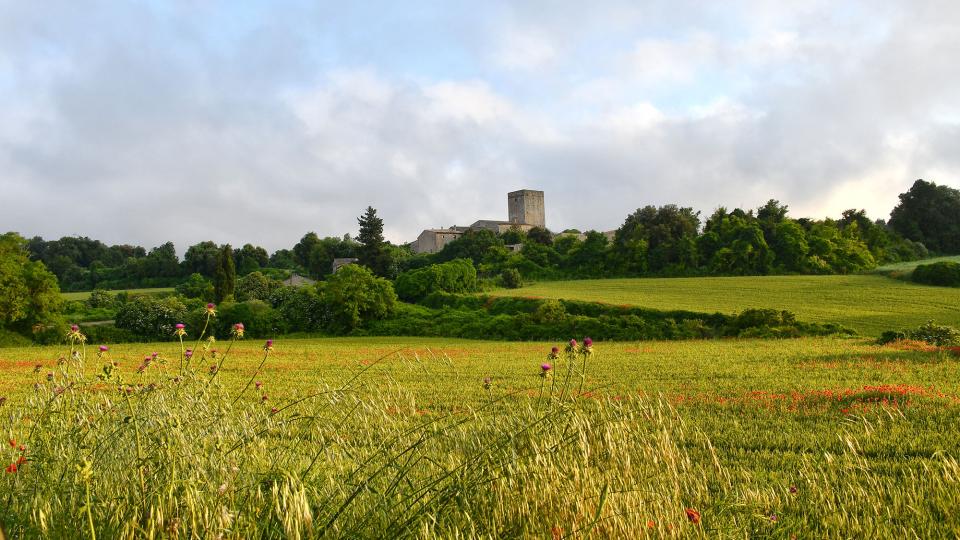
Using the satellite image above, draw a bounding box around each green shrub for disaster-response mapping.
[911,261,960,287]
[501,268,522,289]
[320,264,397,332]
[877,330,907,345]
[907,320,960,346]
[86,289,115,309]
[394,259,478,302]
[235,271,282,302]
[114,295,189,340]
[175,273,215,301]
[0,328,32,347]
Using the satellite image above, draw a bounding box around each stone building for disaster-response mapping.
[412,189,546,254]
[331,258,358,273]
[414,228,465,254]
[507,189,545,228]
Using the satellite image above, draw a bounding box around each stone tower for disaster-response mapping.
[507,189,545,228]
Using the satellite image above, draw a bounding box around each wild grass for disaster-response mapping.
[489,274,960,336]
[2,334,959,537]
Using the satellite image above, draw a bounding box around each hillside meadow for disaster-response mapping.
[2,335,959,537]
[490,274,960,336]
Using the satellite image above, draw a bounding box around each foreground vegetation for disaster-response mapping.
[2,333,959,537]
[491,274,960,336]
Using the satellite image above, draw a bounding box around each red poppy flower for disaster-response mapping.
[685,508,701,524]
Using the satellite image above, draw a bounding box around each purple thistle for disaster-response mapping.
[175,323,185,329]
[98,345,109,352]
[584,337,593,347]
[541,363,552,372]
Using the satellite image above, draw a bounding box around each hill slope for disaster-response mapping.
[490,275,960,336]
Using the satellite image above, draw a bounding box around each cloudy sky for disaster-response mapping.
[2,1,959,252]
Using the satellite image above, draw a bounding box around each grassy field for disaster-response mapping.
[874,255,960,275]
[1,335,959,537]
[490,274,960,336]
[61,287,175,301]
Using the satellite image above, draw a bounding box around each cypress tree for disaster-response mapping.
[357,206,391,276]
[214,244,236,303]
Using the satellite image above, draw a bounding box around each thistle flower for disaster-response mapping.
[789,485,798,494]
[67,324,86,343]
[174,323,187,337]
[255,381,263,389]
[33,364,42,373]
[584,337,592,347]
[231,322,245,338]
[264,339,274,351]
[582,336,593,355]
[261,394,269,402]
[184,349,193,359]
[769,514,778,522]
[0,396,6,407]
[46,372,54,382]
[270,407,278,415]
[549,346,559,359]
[206,303,217,316]
[209,365,218,375]
[540,363,552,377]
[483,377,492,390]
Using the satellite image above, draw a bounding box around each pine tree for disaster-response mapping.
[214,244,236,303]
[357,206,391,276]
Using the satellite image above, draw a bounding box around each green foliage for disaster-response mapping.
[394,259,478,302]
[911,261,960,287]
[889,178,960,253]
[114,295,189,340]
[370,295,849,341]
[216,300,285,338]
[357,207,392,277]
[0,232,63,331]
[500,268,522,289]
[292,232,358,279]
[235,271,283,302]
[85,289,115,309]
[907,321,960,346]
[214,244,237,303]
[175,273,215,301]
[270,285,327,332]
[319,264,397,332]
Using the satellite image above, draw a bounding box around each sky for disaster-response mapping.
[2,0,959,253]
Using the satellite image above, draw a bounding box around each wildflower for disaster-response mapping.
[685,508,701,524]
[483,377,492,390]
[152,352,158,359]
[264,339,274,351]
[46,372,54,382]
[97,345,109,357]
[584,337,593,347]
[255,381,263,389]
[67,324,86,343]
[647,520,655,529]
[769,514,778,522]
[540,363,552,377]
[261,394,269,402]
[33,364,42,373]
[174,323,187,337]
[16,455,26,465]
[270,407,278,415]
[232,322,245,338]
[8,439,15,448]
[549,346,559,359]
[569,338,578,349]
[206,303,217,316]
[0,396,6,407]
[184,349,193,359]
[5,463,17,474]
[789,485,798,494]
[209,365,218,375]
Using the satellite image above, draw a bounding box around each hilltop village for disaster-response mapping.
[411,189,613,254]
